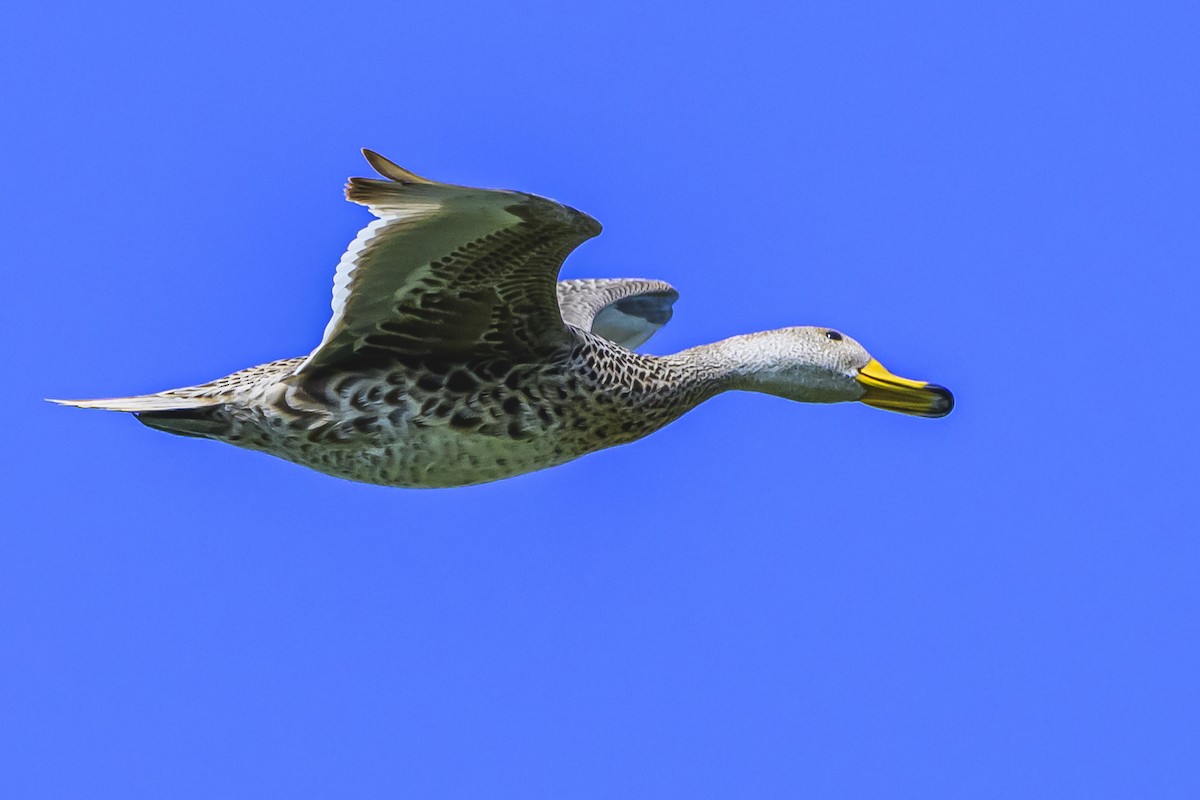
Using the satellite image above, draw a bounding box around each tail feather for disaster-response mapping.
[49,392,230,440]
[47,393,224,412]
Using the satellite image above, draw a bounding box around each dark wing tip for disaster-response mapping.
[345,175,402,205]
[613,291,677,326]
[360,148,436,185]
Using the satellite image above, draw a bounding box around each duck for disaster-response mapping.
[52,149,953,488]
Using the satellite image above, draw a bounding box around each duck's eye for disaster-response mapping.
[825,330,843,341]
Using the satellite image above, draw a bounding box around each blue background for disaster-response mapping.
[4,2,1197,797]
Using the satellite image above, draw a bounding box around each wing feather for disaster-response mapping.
[297,150,601,373]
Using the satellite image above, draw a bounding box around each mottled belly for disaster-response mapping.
[265,424,586,488]
[221,391,610,488]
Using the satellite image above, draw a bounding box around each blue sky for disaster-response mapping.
[3,2,1197,797]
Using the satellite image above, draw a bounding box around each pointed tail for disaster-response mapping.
[49,392,231,439]
[47,393,223,413]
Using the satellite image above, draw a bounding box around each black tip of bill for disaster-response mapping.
[921,384,954,418]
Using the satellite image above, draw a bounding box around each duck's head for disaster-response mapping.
[728,326,953,418]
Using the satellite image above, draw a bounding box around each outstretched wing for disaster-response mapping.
[296,150,601,374]
[557,279,679,350]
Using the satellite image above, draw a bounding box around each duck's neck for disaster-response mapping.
[575,333,802,448]
[639,328,843,411]
[632,334,777,416]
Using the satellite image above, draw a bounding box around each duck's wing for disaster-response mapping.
[556,279,679,350]
[296,150,602,374]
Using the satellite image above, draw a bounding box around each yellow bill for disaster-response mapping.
[855,359,954,418]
